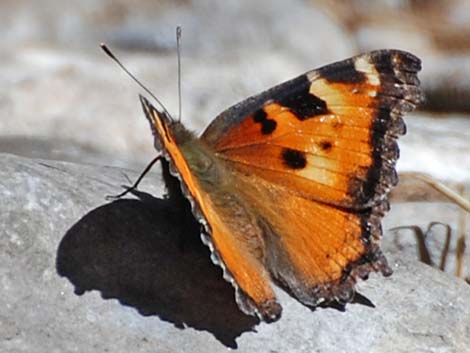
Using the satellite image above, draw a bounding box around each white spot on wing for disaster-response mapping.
[354,56,380,86]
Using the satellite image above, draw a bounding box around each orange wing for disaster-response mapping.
[199,50,421,311]
[231,171,391,307]
[140,96,282,322]
[202,50,422,209]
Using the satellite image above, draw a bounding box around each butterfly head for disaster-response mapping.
[139,95,219,186]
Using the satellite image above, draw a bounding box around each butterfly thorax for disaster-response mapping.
[170,121,223,189]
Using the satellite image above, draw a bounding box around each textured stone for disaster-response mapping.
[1,153,469,353]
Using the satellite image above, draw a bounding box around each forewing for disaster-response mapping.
[201,50,422,209]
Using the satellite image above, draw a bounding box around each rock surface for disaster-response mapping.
[1,153,469,353]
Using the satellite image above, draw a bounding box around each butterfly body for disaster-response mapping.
[139,50,423,322]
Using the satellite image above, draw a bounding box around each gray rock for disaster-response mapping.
[0,0,354,170]
[1,153,469,352]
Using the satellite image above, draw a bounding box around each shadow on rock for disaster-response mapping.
[56,187,258,348]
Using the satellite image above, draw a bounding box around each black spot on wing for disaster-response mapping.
[281,148,307,169]
[332,121,344,130]
[318,140,333,152]
[253,109,267,122]
[253,109,277,135]
[276,74,329,120]
[318,58,367,84]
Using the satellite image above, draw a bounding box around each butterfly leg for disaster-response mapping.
[106,155,162,200]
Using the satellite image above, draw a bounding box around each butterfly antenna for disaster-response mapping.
[100,43,174,120]
[176,26,182,122]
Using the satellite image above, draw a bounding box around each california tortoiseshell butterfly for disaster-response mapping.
[134,50,422,322]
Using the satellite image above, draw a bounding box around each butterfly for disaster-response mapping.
[137,50,422,322]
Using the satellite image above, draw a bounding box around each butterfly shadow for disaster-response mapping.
[56,179,258,348]
[316,292,375,311]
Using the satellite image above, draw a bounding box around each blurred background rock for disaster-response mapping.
[1,0,469,281]
[1,0,468,174]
